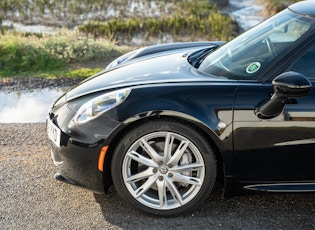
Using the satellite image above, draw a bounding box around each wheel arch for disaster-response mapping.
[102,111,228,193]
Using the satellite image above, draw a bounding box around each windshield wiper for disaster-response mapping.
[188,47,217,68]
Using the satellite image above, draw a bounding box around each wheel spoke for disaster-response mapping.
[125,168,155,183]
[171,173,202,186]
[140,138,163,162]
[134,174,159,198]
[165,177,183,206]
[167,140,190,165]
[127,151,158,168]
[171,163,204,173]
[164,133,174,163]
[156,179,167,208]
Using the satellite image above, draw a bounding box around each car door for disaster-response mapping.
[233,44,315,185]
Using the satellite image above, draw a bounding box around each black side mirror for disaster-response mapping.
[256,71,312,119]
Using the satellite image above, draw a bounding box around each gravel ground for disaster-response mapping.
[1,123,315,229]
[0,77,85,91]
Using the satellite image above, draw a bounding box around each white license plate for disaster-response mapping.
[47,118,61,147]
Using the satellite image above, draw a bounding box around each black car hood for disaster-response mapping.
[66,43,223,101]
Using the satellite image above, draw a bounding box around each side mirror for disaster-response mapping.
[256,71,312,119]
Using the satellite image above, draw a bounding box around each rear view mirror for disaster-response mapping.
[273,71,311,97]
[256,71,312,119]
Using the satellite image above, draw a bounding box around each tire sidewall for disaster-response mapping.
[111,120,216,216]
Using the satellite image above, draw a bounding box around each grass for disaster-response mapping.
[79,1,233,41]
[0,0,235,78]
[0,1,234,78]
[0,29,130,78]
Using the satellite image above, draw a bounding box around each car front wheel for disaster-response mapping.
[111,120,217,216]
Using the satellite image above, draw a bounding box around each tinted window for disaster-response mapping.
[291,45,315,79]
[198,10,311,80]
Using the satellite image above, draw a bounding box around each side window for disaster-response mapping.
[290,45,315,79]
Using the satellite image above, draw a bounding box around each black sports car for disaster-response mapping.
[47,1,315,216]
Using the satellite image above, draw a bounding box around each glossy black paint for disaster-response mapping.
[234,82,315,183]
[289,0,315,18]
[257,72,312,119]
[48,1,315,198]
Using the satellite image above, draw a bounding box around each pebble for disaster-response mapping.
[0,77,85,92]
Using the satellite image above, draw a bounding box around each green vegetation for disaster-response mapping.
[0,0,234,78]
[0,29,130,77]
[79,1,233,41]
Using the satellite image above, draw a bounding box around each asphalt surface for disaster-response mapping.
[1,123,315,229]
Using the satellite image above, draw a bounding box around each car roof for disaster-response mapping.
[288,0,315,19]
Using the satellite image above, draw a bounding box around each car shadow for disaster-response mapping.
[93,185,315,229]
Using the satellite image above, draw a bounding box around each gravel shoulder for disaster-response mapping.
[0,77,85,92]
[1,123,315,229]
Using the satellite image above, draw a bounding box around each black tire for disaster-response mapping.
[111,120,216,216]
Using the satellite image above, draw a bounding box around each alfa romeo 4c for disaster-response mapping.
[47,1,315,216]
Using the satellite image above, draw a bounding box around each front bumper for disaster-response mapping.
[47,100,114,194]
[48,136,105,193]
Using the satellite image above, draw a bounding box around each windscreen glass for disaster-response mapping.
[198,10,311,80]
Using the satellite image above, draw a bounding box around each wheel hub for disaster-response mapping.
[159,166,168,174]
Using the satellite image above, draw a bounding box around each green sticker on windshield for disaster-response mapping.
[246,62,261,74]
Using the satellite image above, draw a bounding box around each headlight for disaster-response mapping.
[74,88,131,123]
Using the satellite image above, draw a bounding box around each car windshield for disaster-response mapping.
[198,10,311,80]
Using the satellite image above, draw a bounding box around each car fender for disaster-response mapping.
[101,84,237,193]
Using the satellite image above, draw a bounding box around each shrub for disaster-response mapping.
[0,33,64,76]
[0,30,129,77]
[79,1,233,42]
